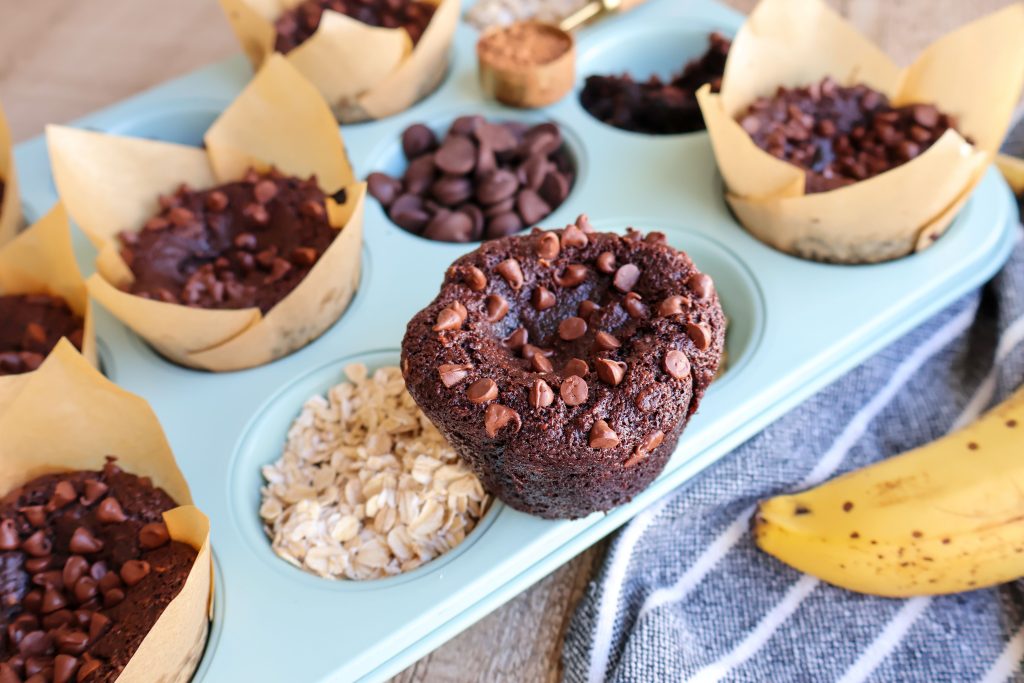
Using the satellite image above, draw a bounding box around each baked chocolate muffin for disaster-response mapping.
[737,77,963,193]
[579,32,730,135]
[0,294,85,376]
[119,168,341,314]
[274,0,437,53]
[401,216,725,519]
[0,459,196,683]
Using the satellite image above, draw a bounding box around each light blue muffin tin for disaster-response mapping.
[10,0,1020,680]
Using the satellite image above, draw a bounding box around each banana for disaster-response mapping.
[753,385,1024,597]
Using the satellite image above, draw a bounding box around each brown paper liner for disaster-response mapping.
[48,56,364,371]
[218,0,458,122]
[0,341,212,683]
[0,101,21,247]
[699,0,1024,263]
[0,204,97,388]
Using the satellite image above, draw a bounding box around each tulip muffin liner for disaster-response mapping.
[0,101,21,247]
[697,0,1024,263]
[0,203,96,389]
[218,0,459,122]
[47,56,365,372]
[0,341,212,683]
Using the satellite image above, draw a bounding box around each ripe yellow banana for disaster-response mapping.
[754,385,1024,597]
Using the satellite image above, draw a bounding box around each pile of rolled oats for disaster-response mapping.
[260,363,491,580]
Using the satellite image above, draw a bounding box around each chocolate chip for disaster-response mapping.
[88,612,111,641]
[103,588,125,608]
[77,658,103,681]
[431,175,474,206]
[253,179,278,204]
[242,202,269,225]
[390,194,430,233]
[613,264,641,292]
[18,630,52,657]
[521,344,550,361]
[530,379,555,408]
[516,188,551,226]
[558,316,587,341]
[433,303,466,332]
[46,481,77,512]
[596,251,616,274]
[467,378,499,404]
[594,331,620,351]
[532,286,556,311]
[686,322,711,351]
[536,232,560,260]
[424,211,474,242]
[475,121,518,152]
[438,363,472,387]
[95,497,127,524]
[562,358,589,378]
[554,263,587,287]
[687,272,714,299]
[486,293,509,322]
[589,420,620,449]
[486,211,524,239]
[69,528,103,555]
[21,506,46,527]
[658,295,688,317]
[476,169,519,205]
[367,173,403,207]
[578,300,600,318]
[484,404,521,438]
[561,224,588,249]
[504,327,528,350]
[120,559,151,587]
[560,375,589,406]
[435,136,477,175]
[0,518,19,550]
[463,266,487,292]
[22,531,52,557]
[538,172,570,207]
[596,358,627,386]
[53,654,80,683]
[522,346,551,371]
[664,349,691,379]
[138,522,170,549]
[451,115,484,136]
[496,258,524,289]
[63,557,89,589]
[403,155,437,195]
[627,430,665,467]
[402,124,438,158]
[623,292,647,319]
[41,587,68,613]
[522,154,551,190]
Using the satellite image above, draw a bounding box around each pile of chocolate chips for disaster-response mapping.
[738,77,963,193]
[578,33,730,135]
[274,0,437,53]
[0,459,196,683]
[0,294,85,376]
[367,116,575,242]
[119,169,342,313]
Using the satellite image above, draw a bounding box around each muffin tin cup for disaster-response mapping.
[11,0,1020,680]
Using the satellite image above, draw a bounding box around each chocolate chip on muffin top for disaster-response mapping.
[0,295,85,376]
[0,459,195,683]
[737,77,964,193]
[119,168,342,314]
[401,215,725,518]
[274,0,437,53]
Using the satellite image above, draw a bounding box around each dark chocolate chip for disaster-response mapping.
[424,211,474,242]
[476,169,519,205]
[484,404,521,438]
[120,559,151,587]
[467,378,499,404]
[563,358,589,378]
[664,349,691,379]
[463,266,487,292]
[589,420,620,449]
[596,359,627,386]
[138,522,170,549]
[402,124,438,159]
[594,331,620,351]
[485,211,523,239]
[532,286,556,311]
[554,263,587,287]
[95,498,127,524]
[515,189,551,226]
[486,293,509,322]
[658,295,688,317]
[596,251,616,274]
[686,322,711,350]
[687,272,714,299]
[529,379,555,408]
[623,292,647,319]
[69,528,103,555]
[504,327,528,349]
[435,136,477,175]
[560,375,589,406]
[558,316,587,341]
[531,354,554,373]
[496,258,524,289]
[438,363,472,387]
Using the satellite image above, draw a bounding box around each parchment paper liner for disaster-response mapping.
[0,203,97,391]
[697,0,1024,263]
[47,55,365,372]
[218,0,459,122]
[0,341,212,683]
[0,101,20,247]
[997,154,1024,197]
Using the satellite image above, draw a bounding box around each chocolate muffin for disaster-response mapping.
[0,294,85,376]
[274,0,437,53]
[401,216,725,519]
[579,32,730,135]
[120,168,341,313]
[737,77,963,193]
[0,459,196,683]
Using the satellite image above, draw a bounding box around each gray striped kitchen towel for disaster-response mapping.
[562,139,1024,681]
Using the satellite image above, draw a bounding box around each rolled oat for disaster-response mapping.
[260,363,491,580]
